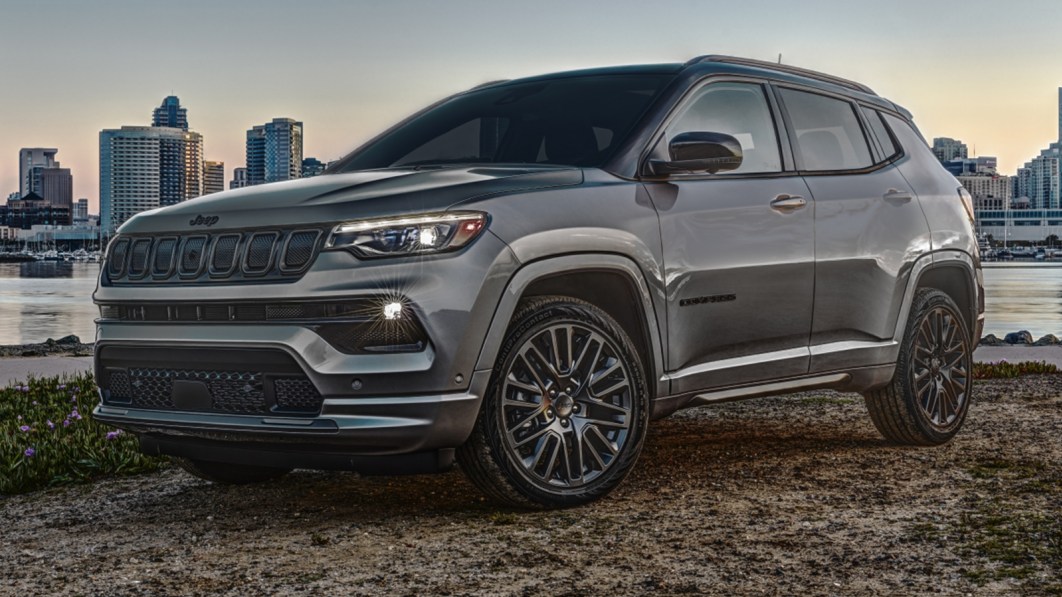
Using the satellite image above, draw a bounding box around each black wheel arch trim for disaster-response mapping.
[473,253,669,401]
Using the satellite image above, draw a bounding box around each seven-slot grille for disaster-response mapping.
[106,228,323,284]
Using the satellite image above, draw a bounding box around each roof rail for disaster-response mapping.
[685,55,875,95]
[469,79,510,90]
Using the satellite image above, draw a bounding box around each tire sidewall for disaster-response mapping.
[481,299,649,507]
[898,290,973,443]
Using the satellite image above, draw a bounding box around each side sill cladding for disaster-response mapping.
[473,254,668,400]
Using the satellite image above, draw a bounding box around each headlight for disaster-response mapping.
[326,211,487,258]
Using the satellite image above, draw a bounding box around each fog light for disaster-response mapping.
[383,302,403,320]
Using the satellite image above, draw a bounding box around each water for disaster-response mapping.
[0,260,1055,345]
[0,262,99,345]
[980,262,1062,339]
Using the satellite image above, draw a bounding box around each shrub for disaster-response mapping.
[973,360,1060,379]
[1,373,161,494]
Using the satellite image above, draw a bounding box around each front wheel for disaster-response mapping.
[458,296,650,508]
[864,288,973,446]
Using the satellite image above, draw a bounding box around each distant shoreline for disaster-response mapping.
[0,336,93,358]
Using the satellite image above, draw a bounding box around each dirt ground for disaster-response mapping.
[1,377,1059,596]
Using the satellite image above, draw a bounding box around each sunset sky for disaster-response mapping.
[2,0,1061,213]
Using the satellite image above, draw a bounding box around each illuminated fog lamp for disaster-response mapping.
[383,302,404,320]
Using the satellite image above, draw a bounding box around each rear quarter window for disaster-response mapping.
[860,106,899,161]
[779,88,873,172]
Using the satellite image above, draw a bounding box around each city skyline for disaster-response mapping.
[3,0,1062,213]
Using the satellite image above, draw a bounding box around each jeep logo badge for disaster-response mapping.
[189,215,219,227]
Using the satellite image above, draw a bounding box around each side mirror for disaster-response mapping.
[648,131,743,176]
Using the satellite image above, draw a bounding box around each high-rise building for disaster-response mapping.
[229,167,248,190]
[18,148,59,197]
[203,161,225,195]
[99,126,204,236]
[932,137,968,163]
[39,167,73,223]
[152,95,189,130]
[1058,87,1061,142]
[301,157,326,178]
[958,174,1012,210]
[74,198,89,222]
[246,118,303,186]
[1020,148,1061,209]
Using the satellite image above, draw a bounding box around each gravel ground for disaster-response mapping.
[1,377,1059,596]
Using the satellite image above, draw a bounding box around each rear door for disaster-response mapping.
[644,80,815,394]
[774,86,932,372]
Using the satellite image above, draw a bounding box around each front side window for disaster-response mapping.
[780,88,873,171]
[331,74,673,171]
[661,82,782,174]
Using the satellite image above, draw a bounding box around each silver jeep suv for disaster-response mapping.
[93,55,983,507]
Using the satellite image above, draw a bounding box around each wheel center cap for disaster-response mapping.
[554,394,575,418]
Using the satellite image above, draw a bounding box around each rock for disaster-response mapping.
[979,334,1006,346]
[56,335,81,345]
[1034,334,1060,346]
[45,338,58,346]
[1003,330,1034,345]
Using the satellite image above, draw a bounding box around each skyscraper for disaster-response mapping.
[152,95,189,130]
[246,118,303,185]
[40,167,73,223]
[229,167,248,190]
[931,137,968,163]
[99,126,204,236]
[203,161,225,195]
[1058,87,1061,142]
[18,148,59,197]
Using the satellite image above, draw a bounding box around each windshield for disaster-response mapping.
[330,74,673,171]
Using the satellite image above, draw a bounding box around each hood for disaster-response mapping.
[118,165,584,234]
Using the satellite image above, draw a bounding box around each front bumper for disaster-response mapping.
[93,369,490,473]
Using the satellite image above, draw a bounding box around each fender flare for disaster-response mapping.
[472,253,669,399]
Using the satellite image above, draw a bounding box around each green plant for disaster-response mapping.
[973,360,1059,379]
[1,373,161,494]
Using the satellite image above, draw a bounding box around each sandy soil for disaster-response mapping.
[1,377,1059,596]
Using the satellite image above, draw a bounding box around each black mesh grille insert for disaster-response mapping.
[179,236,207,275]
[284,231,319,269]
[107,238,130,277]
[211,234,240,272]
[245,232,278,272]
[103,368,323,415]
[128,239,151,277]
[153,238,177,276]
[275,378,324,412]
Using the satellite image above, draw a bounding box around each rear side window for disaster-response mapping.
[663,82,782,174]
[860,106,898,160]
[779,88,873,171]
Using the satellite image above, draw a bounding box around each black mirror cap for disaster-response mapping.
[648,131,743,176]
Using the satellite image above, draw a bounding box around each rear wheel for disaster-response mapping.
[458,296,650,508]
[176,458,291,484]
[864,288,973,445]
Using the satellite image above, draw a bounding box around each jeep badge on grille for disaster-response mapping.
[189,215,219,227]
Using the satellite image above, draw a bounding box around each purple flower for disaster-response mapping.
[70,396,77,403]
[62,419,71,428]
[58,384,66,390]
[19,425,30,433]
[16,415,22,421]
[105,430,123,440]
[32,401,38,406]
[23,448,35,458]
[46,420,55,430]
[20,385,29,392]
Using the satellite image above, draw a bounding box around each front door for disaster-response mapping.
[644,80,815,395]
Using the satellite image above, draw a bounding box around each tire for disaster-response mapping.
[458,295,650,508]
[864,288,973,446]
[175,458,291,485]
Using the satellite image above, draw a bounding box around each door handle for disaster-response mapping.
[883,189,913,202]
[770,194,807,211]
